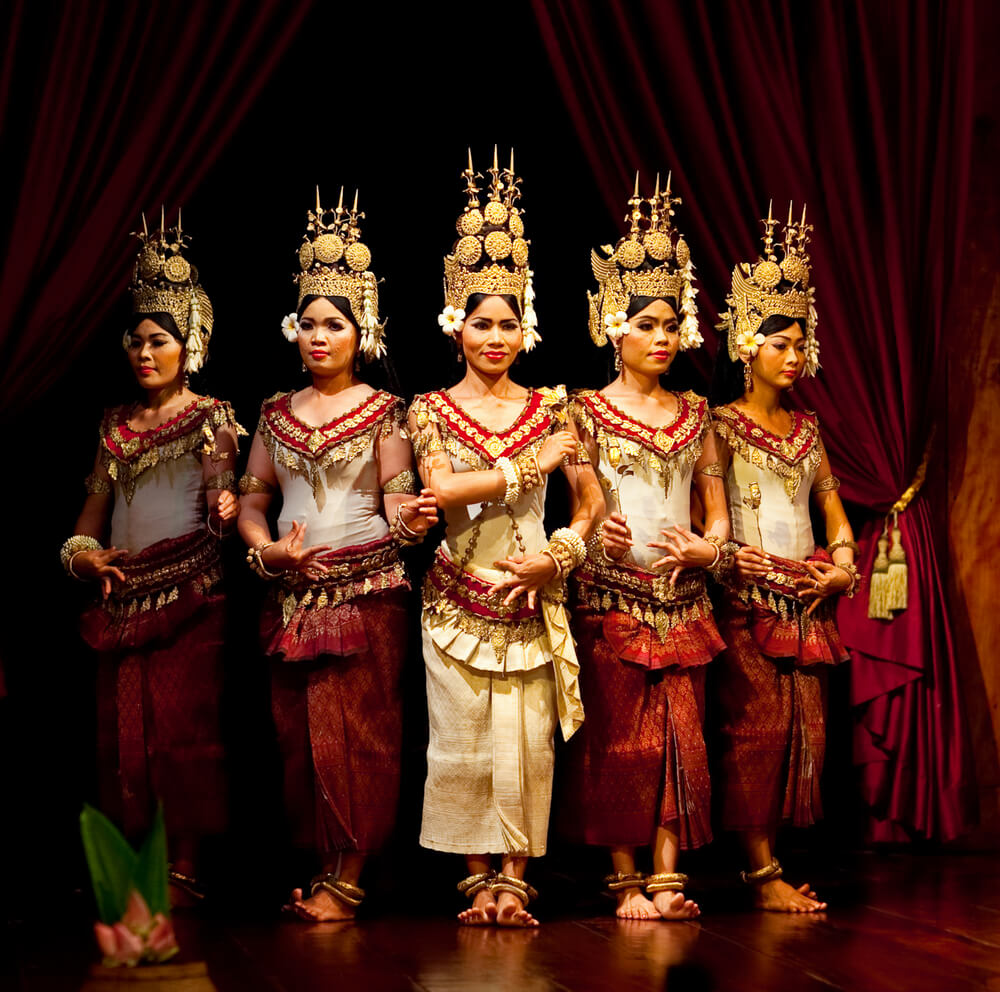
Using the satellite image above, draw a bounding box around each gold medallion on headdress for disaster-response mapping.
[438,147,540,351]
[587,172,701,352]
[128,208,214,375]
[283,187,386,360]
[718,201,820,376]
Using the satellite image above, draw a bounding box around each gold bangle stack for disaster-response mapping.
[309,873,365,908]
[246,540,281,579]
[457,871,496,899]
[645,872,689,894]
[391,509,422,546]
[704,534,738,581]
[835,559,860,597]
[544,527,587,579]
[60,535,103,579]
[740,858,783,885]
[514,448,544,493]
[495,457,521,505]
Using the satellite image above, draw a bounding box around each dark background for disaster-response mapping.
[3,0,991,922]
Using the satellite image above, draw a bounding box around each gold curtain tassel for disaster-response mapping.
[885,517,908,611]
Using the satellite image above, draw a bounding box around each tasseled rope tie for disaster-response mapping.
[867,432,932,620]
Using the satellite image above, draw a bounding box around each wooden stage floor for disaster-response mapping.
[7,852,1000,991]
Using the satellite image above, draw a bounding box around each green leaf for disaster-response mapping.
[132,804,170,917]
[80,805,138,924]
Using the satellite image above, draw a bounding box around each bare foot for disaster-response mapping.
[496,891,539,928]
[754,878,827,913]
[651,890,700,920]
[284,886,356,922]
[457,887,498,926]
[615,887,659,920]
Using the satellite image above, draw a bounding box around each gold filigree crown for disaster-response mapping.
[294,187,386,360]
[719,201,820,376]
[128,209,213,375]
[587,172,702,351]
[441,147,540,351]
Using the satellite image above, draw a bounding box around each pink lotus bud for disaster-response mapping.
[94,923,118,959]
[147,914,179,959]
[111,922,145,966]
[121,890,152,931]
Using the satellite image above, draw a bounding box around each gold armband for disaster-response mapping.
[239,474,275,495]
[84,473,112,495]
[383,469,417,495]
[812,474,841,493]
[827,538,860,556]
[697,462,725,478]
[205,470,235,492]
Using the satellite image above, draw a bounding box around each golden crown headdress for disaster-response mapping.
[282,187,386,360]
[587,172,701,352]
[128,208,213,375]
[718,201,820,376]
[438,147,540,351]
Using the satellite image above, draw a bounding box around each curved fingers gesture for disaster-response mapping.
[489,553,559,610]
[264,521,332,581]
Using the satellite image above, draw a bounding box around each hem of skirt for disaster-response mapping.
[419,834,545,858]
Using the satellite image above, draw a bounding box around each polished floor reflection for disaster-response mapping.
[9,853,1000,991]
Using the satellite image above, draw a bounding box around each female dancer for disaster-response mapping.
[565,176,733,920]
[62,214,241,901]
[711,204,858,912]
[409,151,604,928]
[238,190,438,922]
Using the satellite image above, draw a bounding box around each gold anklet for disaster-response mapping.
[645,872,689,894]
[740,858,783,885]
[603,871,647,892]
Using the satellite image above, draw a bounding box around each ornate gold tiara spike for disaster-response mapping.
[289,184,386,360]
[440,149,539,350]
[717,201,820,376]
[587,172,702,352]
[127,208,213,375]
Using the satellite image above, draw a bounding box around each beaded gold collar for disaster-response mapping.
[100,397,239,503]
[258,389,403,507]
[574,390,706,460]
[413,386,566,470]
[711,404,821,500]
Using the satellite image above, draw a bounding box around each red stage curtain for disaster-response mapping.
[0,0,310,419]
[533,0,978,840]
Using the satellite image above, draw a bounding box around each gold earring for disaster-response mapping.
[743,361,753,393]
[614,347,622,372]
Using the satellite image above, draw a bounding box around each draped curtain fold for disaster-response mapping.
[0,0,311,419]
[533,0,977,840]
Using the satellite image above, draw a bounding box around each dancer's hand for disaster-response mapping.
[397,489,440,536]
[72,547,129,600]
[490,553,559,610]
[264,521,331,581]
[537,431,578,474]
[734,545,771,583]
[600,513,632,560]
[648,525,717,570]
[796,560,851,614]
[212,490,240,523]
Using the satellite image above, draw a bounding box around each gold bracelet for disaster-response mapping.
[246,540,281,578]
[514,448,543,493]
[60,535,103,577]
[495,457,521,505]
[545,527,587,579]
[835,559,860,597]
[390,509,422,546]
[827,538,860,556]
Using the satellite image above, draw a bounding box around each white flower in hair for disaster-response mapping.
[735,328,766,361]
[604,310,630,343]
[281,313,300,342]
[438,305,465,338]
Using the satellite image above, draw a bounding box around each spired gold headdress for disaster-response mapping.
[128,208,213,375]
[587,172,701,352]
[283,187,386,360]
[438,147,540,351]
[718,201,819,376]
